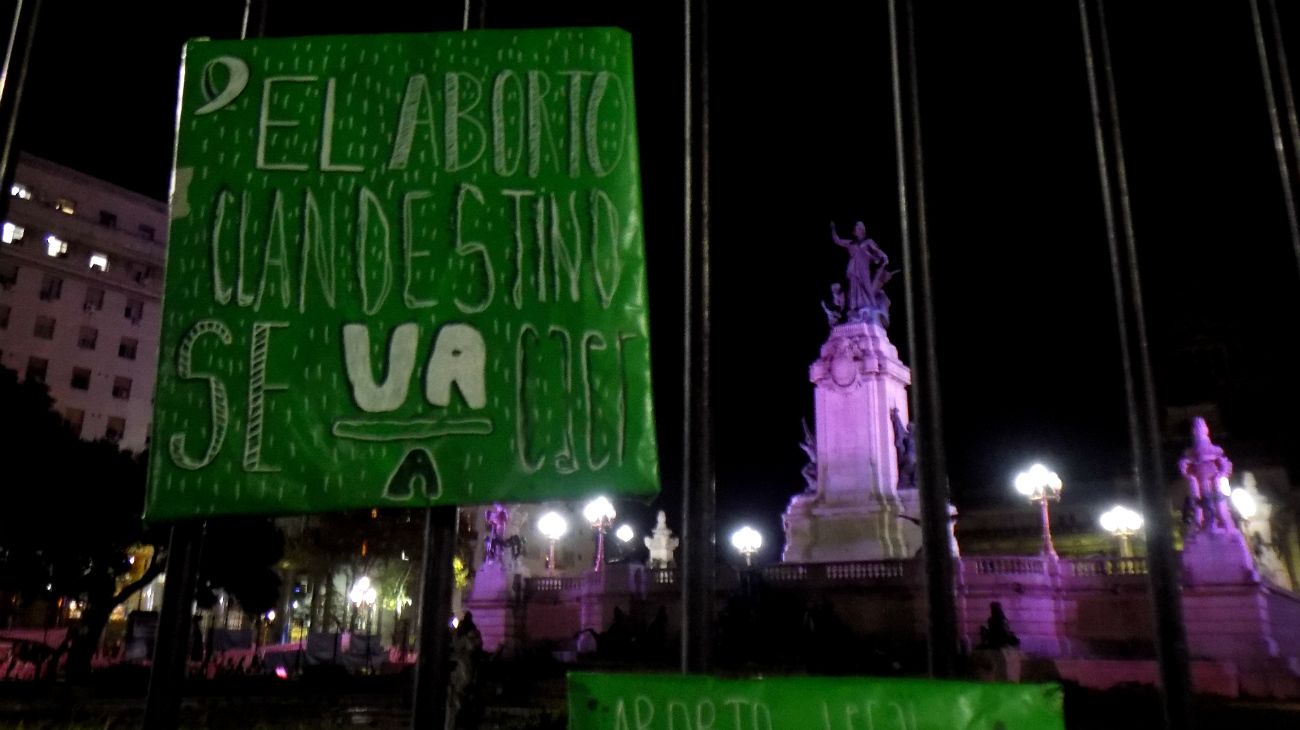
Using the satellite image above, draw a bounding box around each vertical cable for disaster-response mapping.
[681,0,715,674]
[900,0,958,678]
[1253,0,1300,278]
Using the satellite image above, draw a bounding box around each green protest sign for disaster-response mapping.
[567,673,1064,730]
[146,28,658,520]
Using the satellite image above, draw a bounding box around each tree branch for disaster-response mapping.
[111,553,167,609]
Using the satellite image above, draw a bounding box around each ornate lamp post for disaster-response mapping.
[730,526,762,567]
[582,496,616,571]
[1099,505,1143,558]
[537,511,568,575]
[349,576,378,631]
[1014,463,1063,559]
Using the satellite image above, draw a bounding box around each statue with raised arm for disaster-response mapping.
[830,221,894,327]
[1178,417,1235,532]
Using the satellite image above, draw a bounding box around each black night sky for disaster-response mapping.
[14,1,1300,562]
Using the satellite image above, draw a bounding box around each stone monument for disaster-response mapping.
[470,503,525,651]
[644,511,680,569]
[782,221,923,561]
[1178,417,1258,585]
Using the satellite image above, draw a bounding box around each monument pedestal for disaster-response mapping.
[784,488,922,562]
[465,563,521,653]
[782,321,924,562]
[1181,529,1300,697]
[1182,530,1259,587]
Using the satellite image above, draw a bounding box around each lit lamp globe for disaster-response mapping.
[615,524,635,543]
[538,511,568,575]
[730,526,763,567]
[1230,488,1257,520]
[582,496,617,571]
[1099,505,1143,558]
[349,576,376,606]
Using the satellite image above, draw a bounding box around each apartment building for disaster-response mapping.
[0,153,166,452]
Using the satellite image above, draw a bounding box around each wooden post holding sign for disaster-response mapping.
[143,28,657,728]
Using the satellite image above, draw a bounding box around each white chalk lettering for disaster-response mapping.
[389,74,441,169]
[444,72,487,172]
[562,71,593,178]
[550,191,583,302]
[515,323,543,473]
[298,188,337,312]
[492,69,525,177]
[635,696,656,730]
[581,330,609,470]
[402,190,437,308]
[527,71,562,178]
[549,326,578,474]
[343,322,419,413]
[696,699,717,730]
[256,76,316,171]
[424,323,487,409]
[169,319,233,470]
[255,189,293,311]
[243,321,289,472]
[320,78,363,172]
[453,183,494,313]
[210,188,236,304]
[585,71,627,177]
[356,186,393,315]
[589,188,622,308]
[503,188,536,308]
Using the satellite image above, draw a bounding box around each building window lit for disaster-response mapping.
[89,253,109,271]
[124,298,144,323]
[112,376,132,400]
[25,356,47,384]
[10,183,32,200]
[45,234,68,257]
[84,286,104,311]
[1,221,23,243]
[33,315,56,340]
[119,337,139,360]
[105,416,125,443]
[39,274,62,301]
[78,325,98,350]
[55,198,76,215]
[65,408,85,436]
[71,367,91,390]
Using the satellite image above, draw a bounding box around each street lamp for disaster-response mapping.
[537,511,568,575]
[582,496,616,571]
[1014,463,1063,559]
[1230,487,1257,520]
[1099,505,1143,558]
[615,524,635,544]
[730,526,763,567]
[349,576,378,631]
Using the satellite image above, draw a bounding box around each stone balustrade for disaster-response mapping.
[474,552,1300,697]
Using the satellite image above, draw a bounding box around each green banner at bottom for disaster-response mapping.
[568,672,1064,730]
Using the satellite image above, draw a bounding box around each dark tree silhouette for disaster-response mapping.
[0,366,283,678]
